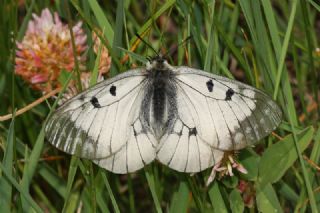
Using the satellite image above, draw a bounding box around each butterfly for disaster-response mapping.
[45,56,282,174]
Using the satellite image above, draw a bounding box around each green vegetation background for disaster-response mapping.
[0,0,319,212]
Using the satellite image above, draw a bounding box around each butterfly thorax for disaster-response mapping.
[146,55,172,71]
[141,58,177,140]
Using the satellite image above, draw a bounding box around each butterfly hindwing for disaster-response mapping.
[93,118,158,173]
[156,84,224,172]
[172,67,282,151]
[45,69,156,173]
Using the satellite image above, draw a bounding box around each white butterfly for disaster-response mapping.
[45,56,282,174]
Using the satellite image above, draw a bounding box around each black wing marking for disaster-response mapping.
[172,67,282,151]
[45,69,158,169]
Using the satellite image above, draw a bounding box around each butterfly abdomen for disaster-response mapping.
[153,73,167,124]
[140,68,177,139]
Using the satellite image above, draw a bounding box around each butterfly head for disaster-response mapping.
[146,55,173,71]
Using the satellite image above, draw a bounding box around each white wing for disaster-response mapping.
[45,69,157,173]
[157,67,281,173]
[156,84,224,172]
[174,67,282,151]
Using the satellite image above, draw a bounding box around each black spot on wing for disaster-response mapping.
[189,127,197,137]
[225,88,234,101]
[110,85,116,96]
[206,79,214,92]
[90,96,101,108]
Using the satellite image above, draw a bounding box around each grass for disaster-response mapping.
[1,0,320,212]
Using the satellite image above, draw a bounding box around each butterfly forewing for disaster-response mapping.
[45,69,157,173]
[173,67,282,151]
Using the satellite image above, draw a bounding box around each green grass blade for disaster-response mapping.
[33,183,58,213]
[145,167,163,213]
[62,156,80,213]
[203,0,216,72]
[0,112,15,212]
[88,0,114,45]
[300,0,319,117]
[90,37,103,86]
[95,171,111,213]
[19,66,75,211]
[258,126,314,187]
[70,0,121,69]
[117,47,148,63]
[64,189,81,213]
[288,117,318,212]
[127,174,136,213]
[101,172,120,213]
[278,181,299,203]
[77,160,97,213]
[20,126,45,211]
[186,176,205,211]
[110,0,125,76]
[169,180,189,213]
[229,189,244,213]
[16,0,35,41]
[212,15,251,77]
[128,0,176,45]
[208,182,228,213]
[187,14,192,67]
[4,128,68,200]
[260,0,298,124]
[310,127,320,167]
[308,0,320,11]
[272,0,298,100]
[0,163,42,213]
[37,163,67,198]
[256,184,283,213]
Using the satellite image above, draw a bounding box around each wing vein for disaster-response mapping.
[231,99,258,142]
[217,101,235,150]
[205,97,219,147]
[195,135,202,171]
[109,102,119,154]
[167,129,183,166]
[57,79,147,116]
[135,133,146,165]
[226,101,248,146]
[185,134,190,172]
[238,96,262,138]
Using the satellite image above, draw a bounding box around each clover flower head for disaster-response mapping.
[15,8,87,92]
[92,30,112,76]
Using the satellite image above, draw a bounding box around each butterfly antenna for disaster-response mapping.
[163,35,193,58]
[135,33,159,57]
